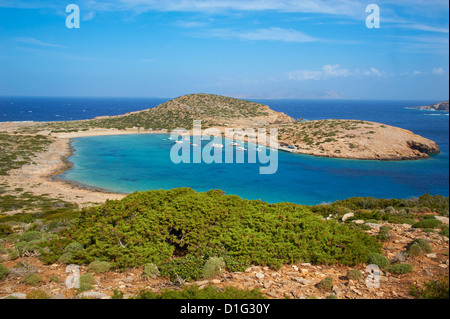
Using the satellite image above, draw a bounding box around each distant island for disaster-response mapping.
[414,100,449,111]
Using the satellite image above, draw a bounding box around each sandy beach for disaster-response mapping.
[0,126,172,209]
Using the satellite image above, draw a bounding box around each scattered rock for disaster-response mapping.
[255,273,265,280]
[391,252,407,263]
[425,253,438,259]
[352,220,366,225]
[435,216,449,225]
[51,294,66,300]
[366,223,382,230]
[342,213,355,222]
[79,291,109,299]
[1,293,27,300]
[438,264,448,269]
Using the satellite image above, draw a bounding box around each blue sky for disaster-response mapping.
[0,0,448,100]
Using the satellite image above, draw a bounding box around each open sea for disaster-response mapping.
[1,97,448,205]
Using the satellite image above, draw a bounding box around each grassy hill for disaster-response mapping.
[17,94,295,133]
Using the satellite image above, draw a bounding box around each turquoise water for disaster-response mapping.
[62,133,449,206]
[58,99,449,205]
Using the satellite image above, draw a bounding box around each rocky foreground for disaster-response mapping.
[1,218,448,300]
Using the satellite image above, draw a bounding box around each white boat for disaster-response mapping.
[175,140,183,144]
[192,144,199,147]
[237,147,247,152]
[230,142,240,147]
[212,143,224,149]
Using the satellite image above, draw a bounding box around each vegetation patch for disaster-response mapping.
[388,264,413,274]
[135,285,266,299]
[66,188,381,276]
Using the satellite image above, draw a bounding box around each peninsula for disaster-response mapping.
[414,100,449,111]
[2,93,440,162]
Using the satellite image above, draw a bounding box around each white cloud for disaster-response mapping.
[82,11,96,21]
[413,70,422,75]
[363,67,382,77]
[322,64,350,77]
[432,67,445,75]
[206,27,318,43]
[15,37,67,48]
[287,70,322,81]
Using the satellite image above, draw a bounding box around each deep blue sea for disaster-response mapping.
[1,97,448,205]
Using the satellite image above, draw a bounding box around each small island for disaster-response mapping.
[413,100,449,111]
[1,94,440,162]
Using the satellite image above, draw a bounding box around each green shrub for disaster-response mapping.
[388,264,413,274]
[69,189,381,270]
[0,263,9,280]
[135,285,266,299]
[203,257,226,280]
[22,273,42,286]
[111,289,124,299]
[0,224,13,237]
[58,252,73,264]
[411,276,449,299]
[407,244,423,257]
[142,263,159,278]
[367,253,390,269]
[413,219,443,229]
[78,274,95,292]
[49,275,60,283]
[18,231,42,242]
[87,260,111,274]
[439,228,449,237]
[411,239,434,255]
[326,294,338,299]
[160,255,205,282]
[64,242,84,253]
[26,290,49,299]
[347,269,362,281]
[316,277,334,291]
[378,226,392,241]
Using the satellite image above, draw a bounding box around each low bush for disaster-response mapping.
[414,239,433,254]
[347,269,362,281]
[159,255,205,282]
[316,277,334,291]
[22,273,42,286]
[58,252,73,264]
[135,285,266,299]
[78,274,95,292]
[87,260,111,274]
[407,243,423,257]
[26,290,49,299]
[413,219,443,229]
[388,264,413,274]
[439,228,449,238]
[143,263,159,278]
[378,226,392,242]
[0,263,9,280]
[202,257,226,280]
[64,242,84,253]
[69,189,381,271]
[49,275,60,283]
[367,253,390,269]
[18,231,42,242]
[411,276,449,299]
